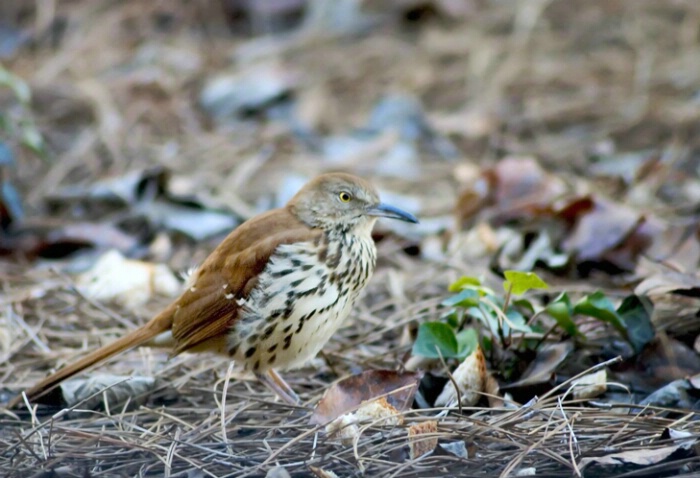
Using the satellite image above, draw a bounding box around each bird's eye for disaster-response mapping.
[338,191,352,203]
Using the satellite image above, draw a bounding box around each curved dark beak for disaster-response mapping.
[367,202,419,223]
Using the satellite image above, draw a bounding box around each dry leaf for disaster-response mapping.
[559,197,660,271]
[485,374,503,407]
[354,396,403,425]
[570,369,607,400]
[311,370,420,425]
[266,466,292,478]
[76,249,181,309]
[408,420,438,459]
[439,441,469,458]
[579,440,696,468]
[325,397,404,445]
[435,345,486,407]
[689,373,700,389]
[615,337,700,395]
[324,413,360,446]
[199,62,299,119]
[505,342,573,389]
[309,466,340,478]
[59,374,155,409]
[635,268,700,296]
[455,156,568,227]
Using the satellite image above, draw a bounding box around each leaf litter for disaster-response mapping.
[1,0,700,477]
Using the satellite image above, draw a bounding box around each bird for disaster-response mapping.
[9,172,418,408]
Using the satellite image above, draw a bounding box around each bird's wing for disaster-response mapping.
[169,208,321,355]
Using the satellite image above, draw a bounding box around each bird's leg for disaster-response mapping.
[255,369,300,405]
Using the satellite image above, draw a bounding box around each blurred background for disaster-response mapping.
[2,0,698,271]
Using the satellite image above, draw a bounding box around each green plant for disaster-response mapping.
[0,65,47,160]
[412,270,654,360]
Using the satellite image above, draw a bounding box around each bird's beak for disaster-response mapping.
[367,202,419,223]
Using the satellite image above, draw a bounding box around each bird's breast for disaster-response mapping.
[227,232,377,372]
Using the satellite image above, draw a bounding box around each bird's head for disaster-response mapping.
[288,173,418,233]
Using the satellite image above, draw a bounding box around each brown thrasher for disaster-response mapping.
[9,173,417,408]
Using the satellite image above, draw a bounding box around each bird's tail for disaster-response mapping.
[8,311,174,409]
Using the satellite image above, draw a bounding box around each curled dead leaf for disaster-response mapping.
[311,370,420,425]
[435,345,487,407]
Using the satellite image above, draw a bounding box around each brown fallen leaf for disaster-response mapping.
[485,374,503,408]
[408,420,438,460]
[310,370,420,425]
[560,198,646,260]
[558,196,663,272]
[643,223,700,271]
[455,156,568,227]
[504,342,573,389]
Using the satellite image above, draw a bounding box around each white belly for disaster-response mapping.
[228,233,375,372]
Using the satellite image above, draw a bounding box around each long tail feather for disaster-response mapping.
[8,312,173,409]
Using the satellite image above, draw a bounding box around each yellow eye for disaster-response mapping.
[338,191,352,202]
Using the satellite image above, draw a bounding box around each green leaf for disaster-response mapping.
[574,291,626,337]
[546,292,578,336]
[456,328,479,357]
[617,295,655,353]
[467,305,499,336]
[513,298,536,315]
[503,271,549,295]
[21,127,45,156]
[503,308,531,334]
[413,322,460,358]
[0,66,31,103]
[481,335,493,353]
[442,289,480,308]
[444,311,460,329]
[448,276,482,292]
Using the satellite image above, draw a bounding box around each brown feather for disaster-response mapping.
[10,207,319,407]
[7,311,173,408]
[169,208,321,354]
